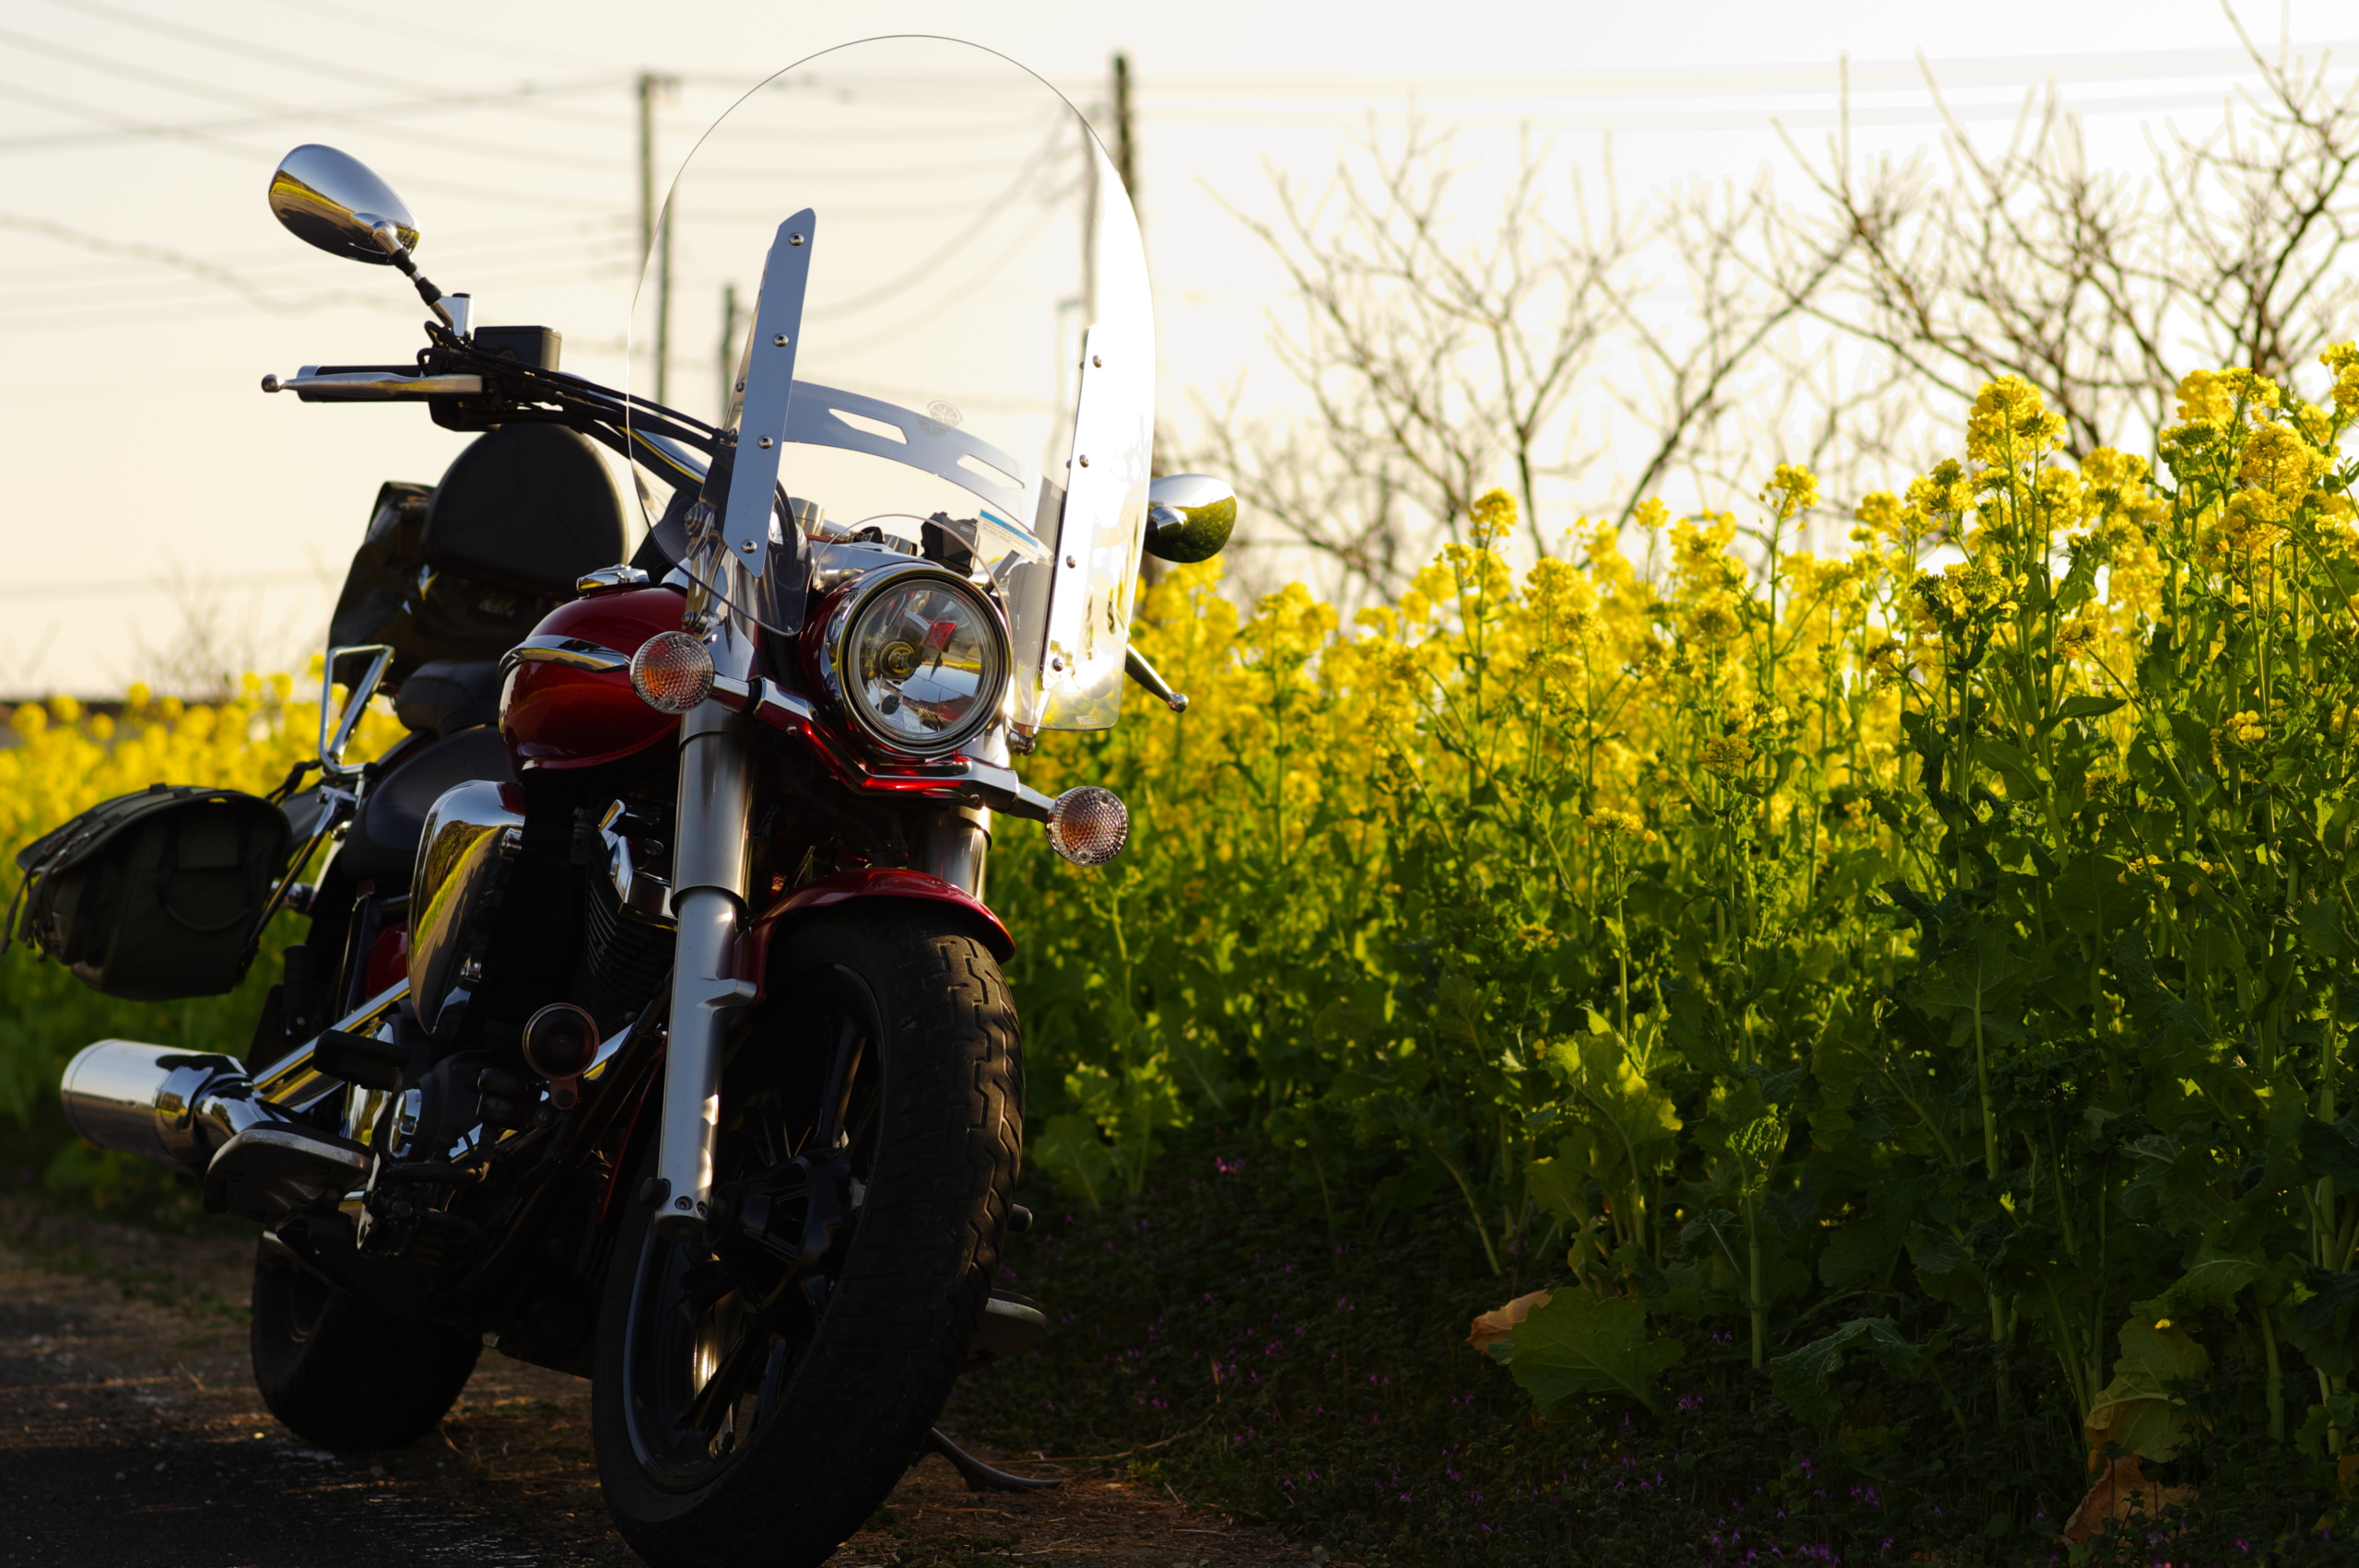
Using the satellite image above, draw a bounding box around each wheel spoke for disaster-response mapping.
[675,1258,735,1321]
[803,1016,866,1156]
[683,1321,770,1439]
[749,1337,791,1433]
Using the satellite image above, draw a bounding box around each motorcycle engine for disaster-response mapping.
[569,802,675,1036]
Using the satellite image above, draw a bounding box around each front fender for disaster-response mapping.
[738,869,1014,1001]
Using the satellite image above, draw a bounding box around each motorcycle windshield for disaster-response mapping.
[628,36,1154,733]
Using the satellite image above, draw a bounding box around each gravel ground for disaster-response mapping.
[0,1200,1314,1568]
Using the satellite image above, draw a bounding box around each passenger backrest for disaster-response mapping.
[422,424,628,598]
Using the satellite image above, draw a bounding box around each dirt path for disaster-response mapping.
[0,1203,1312,1568]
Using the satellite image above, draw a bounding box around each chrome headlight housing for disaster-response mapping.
[817,561,1010,757]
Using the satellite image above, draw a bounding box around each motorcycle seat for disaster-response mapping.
[393,659,504,738]
[333,724,515,889]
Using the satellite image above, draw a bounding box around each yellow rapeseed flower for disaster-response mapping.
[1762,462,1819,519]
[1906,461,1972,525]
[2320,342,2359,417]
[2219,488,2291,556]
[1686,591,1742,645]
[1966,376,2066,464]
[1469,487,1518,549]
[1698,733,1755,778]
[1522,556,1599,633]
[2237,420,2330,509]
[2177,367,2280,427]
[1853,489,1911,544]
[2054,613,2101,660]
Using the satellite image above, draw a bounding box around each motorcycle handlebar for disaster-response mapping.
[260,366,485,402]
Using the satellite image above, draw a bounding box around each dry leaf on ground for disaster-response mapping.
[2060,1454,2196,1545]
[1466,1288,1553,1352]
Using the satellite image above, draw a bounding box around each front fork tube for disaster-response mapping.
[651,695,757,1242]
[917,722,1003,899]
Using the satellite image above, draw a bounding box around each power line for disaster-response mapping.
[1127,90,2318,132]
[683,112,1061,150]
[0,249,645,323]
[0,84,628,158]
[0,215,635,288]
[0,571,334,603]
[0,76,280,160]
[0,20,628,171]
[0,76,617,212]
[801,123,1074,324]
[39,0,630,130]
[814,188,1077,361]
[246,0,619,83]
[1111,44,2359,97]
[682,153,1067,186]
[0,216,405,314]
[0,209,644,323]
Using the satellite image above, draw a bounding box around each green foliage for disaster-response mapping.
[1770,1316,1931,1432]
[999,360,2359,1480]
[1487,1288,1684,1417]
[2083,1318,2211,1463]
[953,1138,2359,1566]
[0,928,286,1205]
[0,682,384,1201]
[1027,1112,1119,1210]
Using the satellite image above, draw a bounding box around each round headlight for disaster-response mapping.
[827,565,1008,755]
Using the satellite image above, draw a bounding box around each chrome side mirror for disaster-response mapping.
[269,145,420,265]
[1143,474,1237,563]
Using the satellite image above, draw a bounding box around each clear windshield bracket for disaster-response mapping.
[721,210,816,577]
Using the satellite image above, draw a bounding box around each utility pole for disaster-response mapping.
[1109,53,1165,583]
[637,72,677,404]
[1111,53,1136,201]
[1078,114,1098,328]
[718,282,741,425]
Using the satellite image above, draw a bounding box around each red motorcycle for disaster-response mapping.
[33,37,1229,1567]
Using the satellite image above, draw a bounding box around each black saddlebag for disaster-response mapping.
[8,784,292,1000]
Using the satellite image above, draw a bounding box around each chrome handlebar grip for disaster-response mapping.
[261,368,486,401]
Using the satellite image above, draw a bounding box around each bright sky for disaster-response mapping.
[2,0,2351,693]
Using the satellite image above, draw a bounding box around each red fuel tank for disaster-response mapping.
[499,584,686,775]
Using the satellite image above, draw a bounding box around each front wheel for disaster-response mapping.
[591,907,1023,1568]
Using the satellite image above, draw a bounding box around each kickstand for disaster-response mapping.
[925,1427,1063,1492]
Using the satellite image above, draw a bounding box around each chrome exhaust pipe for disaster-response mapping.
[59,1040,274,1175]
[61,1038,371,1223]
